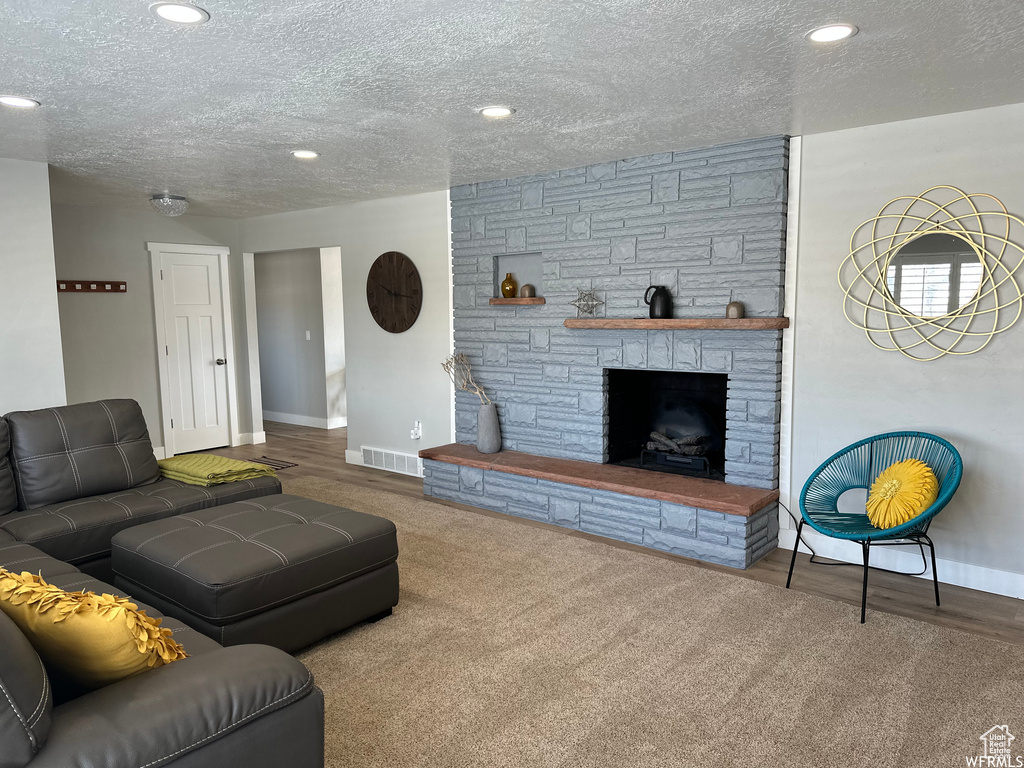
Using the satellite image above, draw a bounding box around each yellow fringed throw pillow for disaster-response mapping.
[866,459,939,529]
[0,568,187,692]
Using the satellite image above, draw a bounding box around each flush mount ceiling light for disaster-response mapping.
[150,2,210,25]
[0,95,41,108]
[479,106,515,118]
[291,150,319,159]
[805,23,858,43]
[150,194,190,216]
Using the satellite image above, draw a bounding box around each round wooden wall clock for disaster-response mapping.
[366,251,423,333]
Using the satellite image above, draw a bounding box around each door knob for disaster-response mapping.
[215,358,227,365]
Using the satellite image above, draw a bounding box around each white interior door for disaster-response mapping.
[155,248,232,453]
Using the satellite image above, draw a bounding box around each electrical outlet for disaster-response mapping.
[410,420,422,440]
[305,330,311,341]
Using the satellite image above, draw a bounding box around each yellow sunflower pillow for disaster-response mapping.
[0,568,187,693]
[866,459,939,529]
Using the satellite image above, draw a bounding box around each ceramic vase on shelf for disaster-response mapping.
[477,403,501,454]
[500,273,518,298]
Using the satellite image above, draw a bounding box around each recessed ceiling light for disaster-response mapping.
[479,106,515,118]
[151,2,210,25]
[805,24,858,43]
[0,96,41,109]
[292,150,319,160]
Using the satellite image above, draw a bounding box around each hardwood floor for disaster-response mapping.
[214,422,1024,645]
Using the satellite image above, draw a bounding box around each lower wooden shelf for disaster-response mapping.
[489,297,546,305]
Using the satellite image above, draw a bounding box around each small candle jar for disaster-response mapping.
[726,301,745,319]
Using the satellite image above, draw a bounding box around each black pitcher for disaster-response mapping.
[644,285,673,319]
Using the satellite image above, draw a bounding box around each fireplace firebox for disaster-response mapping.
[606,369,728,479]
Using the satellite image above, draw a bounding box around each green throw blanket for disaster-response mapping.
[157,454,277,487]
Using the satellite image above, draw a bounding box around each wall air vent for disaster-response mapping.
[360,446,423,478]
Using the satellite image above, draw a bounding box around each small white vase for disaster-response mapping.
[477,403,501,454]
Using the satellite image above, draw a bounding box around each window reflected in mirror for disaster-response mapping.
[885,233,984,317]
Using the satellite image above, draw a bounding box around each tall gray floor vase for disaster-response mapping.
[477,403,501,454]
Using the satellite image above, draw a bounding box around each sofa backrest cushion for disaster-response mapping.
[0,420,16,516]
[6,400,160,511]
[0,609,51,768]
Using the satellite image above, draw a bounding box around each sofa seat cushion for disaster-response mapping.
[111,494,398,625]
[0,541,80,582]
[0,476,282,565]
[5,400,160,511]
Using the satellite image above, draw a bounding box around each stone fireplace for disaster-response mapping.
[422,136,788,568]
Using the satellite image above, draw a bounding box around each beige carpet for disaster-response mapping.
[283,476,1024,768]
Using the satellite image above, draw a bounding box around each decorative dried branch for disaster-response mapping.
[442,353,491,405]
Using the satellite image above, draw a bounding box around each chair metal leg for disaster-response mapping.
[860,541,870,624]
[786,520,803,589]
[925,536,941,607]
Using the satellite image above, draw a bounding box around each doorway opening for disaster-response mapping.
[245,246,346,436]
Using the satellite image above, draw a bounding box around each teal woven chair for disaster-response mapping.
[786,431,963,623]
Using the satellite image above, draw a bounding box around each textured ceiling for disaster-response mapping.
[2,0,1024,218]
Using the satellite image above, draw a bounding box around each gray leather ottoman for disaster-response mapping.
[110,493,399,652]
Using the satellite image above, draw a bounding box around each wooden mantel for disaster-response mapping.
[419,444,778,517]
[563,317,789,330]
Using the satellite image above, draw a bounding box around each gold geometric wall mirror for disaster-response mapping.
[838,185,1024,361]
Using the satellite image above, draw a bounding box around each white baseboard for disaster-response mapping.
[263,410,345,430]
[153,446,167,460]
[230,432,269,447]
[780,527,1024,600]
[345,449,363,466]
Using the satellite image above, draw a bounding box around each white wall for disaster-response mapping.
[50,203,243,448]
[254,248,329,423]
[240,191,453,458]
[787,102,1024,595]
[0,159,66,412]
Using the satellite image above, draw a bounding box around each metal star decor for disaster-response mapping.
[570,287,604,318]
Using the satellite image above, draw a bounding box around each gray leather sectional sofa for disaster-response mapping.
[0,400,324,767]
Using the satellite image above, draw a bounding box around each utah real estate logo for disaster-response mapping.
[967,726,1022,767]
